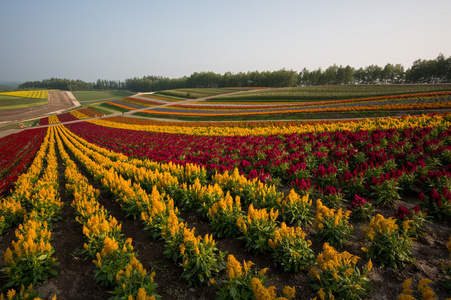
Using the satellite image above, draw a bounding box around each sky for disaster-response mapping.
[1,0,450,83]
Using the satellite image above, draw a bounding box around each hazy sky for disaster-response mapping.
[1,0,450,83]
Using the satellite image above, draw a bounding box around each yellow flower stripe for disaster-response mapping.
[90,113,451,137]
[0,90,56,99]
[3,127,60,289]
[69,110,90,120]
[48,115,60,124]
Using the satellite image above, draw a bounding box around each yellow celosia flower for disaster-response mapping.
[251,277,277,300]
[226,255,243,280]
[283,286,295,299]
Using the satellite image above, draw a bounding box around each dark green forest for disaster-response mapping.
[16,53,451,92]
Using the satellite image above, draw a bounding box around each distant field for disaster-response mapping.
[209,84,451,102]
[0,95,47,110]
[72,91,132,102]
[156,87,253,99]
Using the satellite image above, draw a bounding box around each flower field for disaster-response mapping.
[0,90,56,100]
[138,92,451,117]
[1,112,451,299]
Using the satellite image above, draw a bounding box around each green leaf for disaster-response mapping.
[38,254,48,260]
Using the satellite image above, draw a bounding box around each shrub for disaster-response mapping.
[362,214,413,268]
[208,192,242,238]
[268,222,315,272]
[348,194,375,221]
[277,189,313,226]
[309,243,372,300]
[237,205,279,254]
[315,199,353,247]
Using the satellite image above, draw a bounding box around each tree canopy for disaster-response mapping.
[17,53,451,92]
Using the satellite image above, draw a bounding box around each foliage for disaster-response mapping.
[314,199,353,247]
[214,255,295,300]
[348,195,375,221]
[393,205,429,238]
[207,192,242,238]
[236,205,279,254]
[268,222,315,272]
[362,214,414,268]
[277,189,313,226]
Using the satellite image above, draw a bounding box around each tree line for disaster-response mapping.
[17,53,451,92]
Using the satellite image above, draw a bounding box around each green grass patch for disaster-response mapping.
[88,105,115,115]
[0,119,41,131]
[72,90,133,102]
[208,84,451,102]
[144,93,186,101]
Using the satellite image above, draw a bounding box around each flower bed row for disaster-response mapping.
[120,97,161,107]
[88,113,451,136]
[0,127,47,196]
[173,92,451,110]
[138,92,451,116]
[1,127,61,298]
[0,128,51,234]
[0,90,56,99]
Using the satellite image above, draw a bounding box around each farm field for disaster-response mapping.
[208,85,451,102]
[0,95,47,112]
[71,91,133,103]
[1,86,451,299]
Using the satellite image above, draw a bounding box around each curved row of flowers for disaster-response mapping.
[173,92,451,110]
[1,127,61,299]
[69,116,451,220]
[139,92,451,116]
[55,126,159,300]
[0,90,56,99]
[86,113,451,136]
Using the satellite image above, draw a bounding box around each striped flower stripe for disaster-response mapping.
[0,90,57,99]
[88,113,451,137]
[0,128,51,233]
[2,126,61,291]
[140,93,451,116]
[48,115,60,124]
